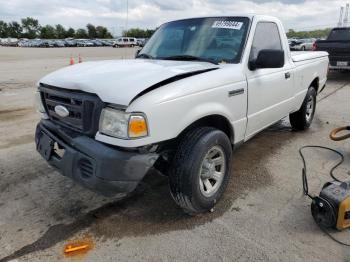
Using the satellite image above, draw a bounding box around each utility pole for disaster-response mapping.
[344,3,349,27]
[338,6,344,27]
[123,0,129,59]
[126,0,129,35]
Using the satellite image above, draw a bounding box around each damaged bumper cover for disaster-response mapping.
[35,120,159,196]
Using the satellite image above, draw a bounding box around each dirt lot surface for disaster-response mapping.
[0,46,350,262]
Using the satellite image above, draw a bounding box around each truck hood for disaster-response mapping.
[39,59,219,105]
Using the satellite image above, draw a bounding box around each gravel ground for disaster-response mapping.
[0,46,350,262]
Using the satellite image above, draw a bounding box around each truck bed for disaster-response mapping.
[291,51,328,62]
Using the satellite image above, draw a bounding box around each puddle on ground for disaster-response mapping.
[0,108,34,122]
[1,121,296,262]
[0,134,34,150]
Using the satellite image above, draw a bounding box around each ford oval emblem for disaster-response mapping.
[54,105,69,118]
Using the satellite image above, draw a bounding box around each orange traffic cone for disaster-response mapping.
[69,55,75,65]
[78,54,82,63]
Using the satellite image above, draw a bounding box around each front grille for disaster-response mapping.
[39,83,103,136]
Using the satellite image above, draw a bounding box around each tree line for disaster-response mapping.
[123,28,156,38]
[3,17,329,40]
[0,17,113,39]
[287,28,331,39]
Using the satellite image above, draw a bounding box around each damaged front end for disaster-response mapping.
[35,119,158,196]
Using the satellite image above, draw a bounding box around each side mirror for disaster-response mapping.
[135,49,141,58]
[249,49,284,70]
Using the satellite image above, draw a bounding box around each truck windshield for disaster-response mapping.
[327,28,350,41]
[138,17,250,64]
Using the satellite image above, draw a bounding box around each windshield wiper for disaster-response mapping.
[136,53,154,59]
[161,55,218,65]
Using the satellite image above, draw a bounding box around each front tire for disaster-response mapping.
[289,87,316,130]
[169,127,232,214]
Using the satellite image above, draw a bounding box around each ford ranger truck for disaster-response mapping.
[35,15,329,214]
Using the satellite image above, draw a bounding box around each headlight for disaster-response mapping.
[35,91,46,113]
[99,107,148,139]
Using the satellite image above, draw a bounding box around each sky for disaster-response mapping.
[0,0,348,35]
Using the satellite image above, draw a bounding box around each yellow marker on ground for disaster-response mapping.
[64,237,94,257]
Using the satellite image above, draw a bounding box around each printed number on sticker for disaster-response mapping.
[212,21,243,30]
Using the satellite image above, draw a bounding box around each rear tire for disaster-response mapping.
[289,87,316,130]
[169,127,232,214]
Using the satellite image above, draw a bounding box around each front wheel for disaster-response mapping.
[289,87,316,130]
[169,127,232,214]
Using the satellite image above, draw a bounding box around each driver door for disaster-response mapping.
[245,22,294,139]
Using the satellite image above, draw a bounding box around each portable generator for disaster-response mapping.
[311,180,350,230]
[299,126,350,246]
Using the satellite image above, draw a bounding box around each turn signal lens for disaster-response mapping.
[128,115,148,138]
[35,91,46,113]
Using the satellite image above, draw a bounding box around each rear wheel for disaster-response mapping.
[169,127,232,214]
[289,87,316,130]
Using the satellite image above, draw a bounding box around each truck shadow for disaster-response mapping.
[0,120,292,262]
[328,70,350,81]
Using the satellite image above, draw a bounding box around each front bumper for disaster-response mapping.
[35,120,159,196]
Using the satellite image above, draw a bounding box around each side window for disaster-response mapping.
[249,22,282,61]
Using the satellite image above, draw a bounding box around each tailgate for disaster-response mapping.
[316,41,350,65]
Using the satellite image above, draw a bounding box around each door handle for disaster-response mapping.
[228,88,245,97]
[285,72,291,79]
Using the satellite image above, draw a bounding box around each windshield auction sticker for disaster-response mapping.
[212,21,243,30]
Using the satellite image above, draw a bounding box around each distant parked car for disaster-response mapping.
[100,39,113,46]
[32,39,44,47]
[77,39,94,47]
[42,40,54,48]
[65,39,77,47]
[290,38,315,51]
[136,38,146,47]
[2,38,19,46]
[91,39,103,46]
[76,39,84,47]
[18,39,29,47]
[53,40,66,47]
[288,39,299,50]
[113,37,137,48]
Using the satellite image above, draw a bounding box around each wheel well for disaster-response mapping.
[154,115,234,174]
[310,77,319,92]
[179,115,234,144]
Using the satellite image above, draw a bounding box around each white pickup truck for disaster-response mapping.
[35,15,329,214]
